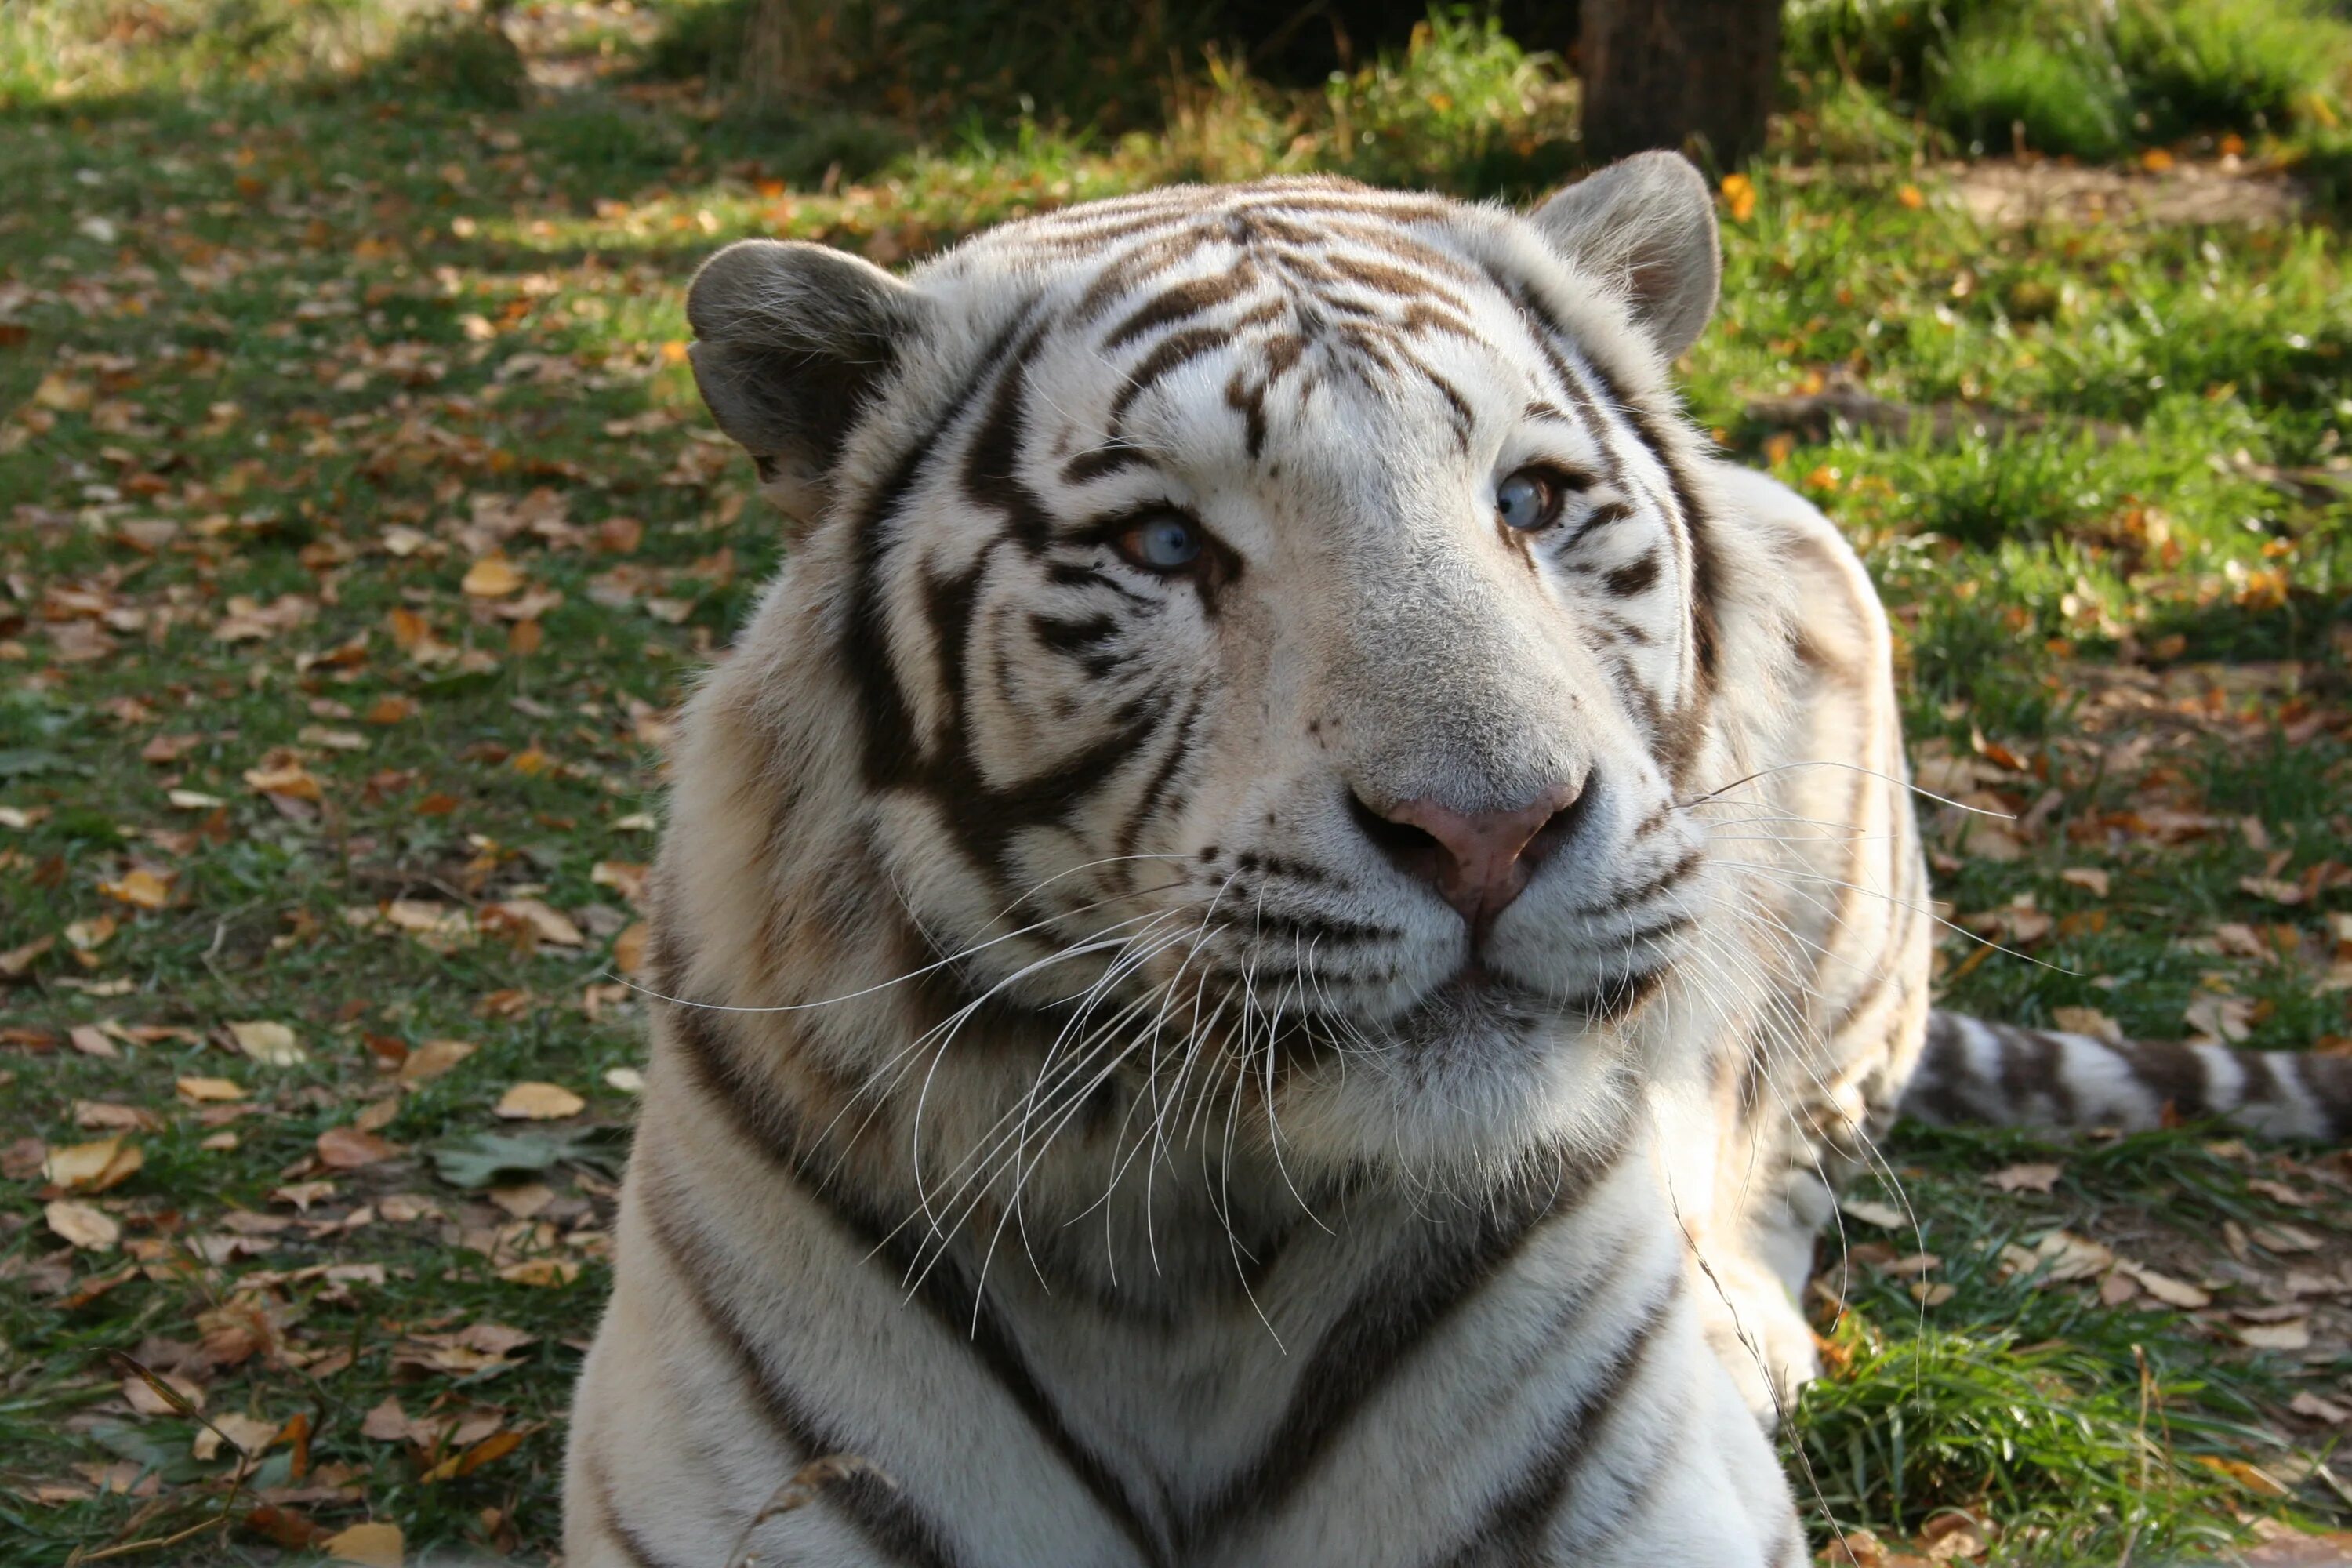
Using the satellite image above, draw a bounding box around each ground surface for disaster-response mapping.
[2,2,2350,1564]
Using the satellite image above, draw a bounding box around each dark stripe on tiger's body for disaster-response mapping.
[1174,1128,1635,1549]
[1431,1283,1676,1568]
[663,1000,1173,1563]
[637,1162,966,1568]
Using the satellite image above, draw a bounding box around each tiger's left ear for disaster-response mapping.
[685,238,929,528]
[1526,151,1721,362]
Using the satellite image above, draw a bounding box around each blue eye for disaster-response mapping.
[1120,513,1203,572]
[1496,470,1560,532]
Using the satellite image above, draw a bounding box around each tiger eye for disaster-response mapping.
[1121,513,1203,572]
[1496,470,1560,532]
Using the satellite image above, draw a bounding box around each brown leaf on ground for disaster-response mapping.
[228,1020,305,1066]
[495,1081,583,1120]
[2290,1391,2352,1425]
[44,1136,143,1192]
[45,1199,120,1250]
[74,1101,163,1133]
[194,1410,281,1462]
[461,555,523,597]
[315,1127,397,1171]
[487,897,583,947]
[2237,1319,2314,1351]
[612,920,648,975]
[2050,1007,2123,1043]
[1985,1161,2064,1194]
[361,1396,415,1443]
[2000,1230,2114,1283]
[398,1037,477,1085]
[98,866,172,909]
[321,1520,403,1567]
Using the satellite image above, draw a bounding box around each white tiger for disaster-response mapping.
[563,153,2352,1568]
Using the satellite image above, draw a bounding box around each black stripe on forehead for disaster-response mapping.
[1108,325,1233,431]
[1102,265,1261,351]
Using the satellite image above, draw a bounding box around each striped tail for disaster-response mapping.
[1900,1011,2352,1142]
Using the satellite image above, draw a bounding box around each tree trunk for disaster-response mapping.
[1577,0,1782,171]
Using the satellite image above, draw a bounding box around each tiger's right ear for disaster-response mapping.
[685,238,927,528]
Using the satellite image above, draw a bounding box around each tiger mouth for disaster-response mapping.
[1413,960,1672,1030]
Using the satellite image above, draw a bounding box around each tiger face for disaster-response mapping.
[688,158,1737,1171]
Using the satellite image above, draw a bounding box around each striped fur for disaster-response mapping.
[561,157,2346,1566]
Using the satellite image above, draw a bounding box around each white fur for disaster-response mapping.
[564,169,1933,1567]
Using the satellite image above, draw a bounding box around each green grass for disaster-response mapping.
[1,0,2349,1562]
[1786,0,2352,158]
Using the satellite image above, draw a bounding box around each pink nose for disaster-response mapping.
[1355,782,1586,931]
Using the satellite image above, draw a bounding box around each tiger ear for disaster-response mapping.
[1526,151,1720,362]
[685,238,927,527]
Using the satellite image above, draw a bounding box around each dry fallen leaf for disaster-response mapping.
[316,1127,398,1171]
[611,920,648,975]
[2185,992,2256,1045]
[462,554,523,597]
[64,913,117,951]
[46,1198,120,1250]
[2252,1222,2325,1254]
[177,1076,246,1103]
[322,1520,404,1568]
[365,694,419,724]
[2121,1262,2212,1309]
[1919,1512,1988,1562]
[2291,1390,2352,1425]
[2000,1229,2114,1284]
[2241,875,2305,906]
[230,1020,306,1067]
[2237,1319,2313,1351]
[2049,1007,2123,1044]
[1984,1161,2064,1194]
[74,1101,162,1133]
[497,1257,581,1287]
[2197,1454,2292,1497]
[193,1410,281,1462]
[488,1181,554,1218]
[69,1024,120,1058]
[1838,1196,1907,1230]
[361,1396,415,1443]
[488,897,583,948]
[399,1037,477,1085]
[243,761,322,801]
[99,867,172,909]
[495,1081,584,1120]
[44,1136,143,1192]
[122,1371,205,1417]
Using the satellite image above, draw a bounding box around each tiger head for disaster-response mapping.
[678,156,1762,1177]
